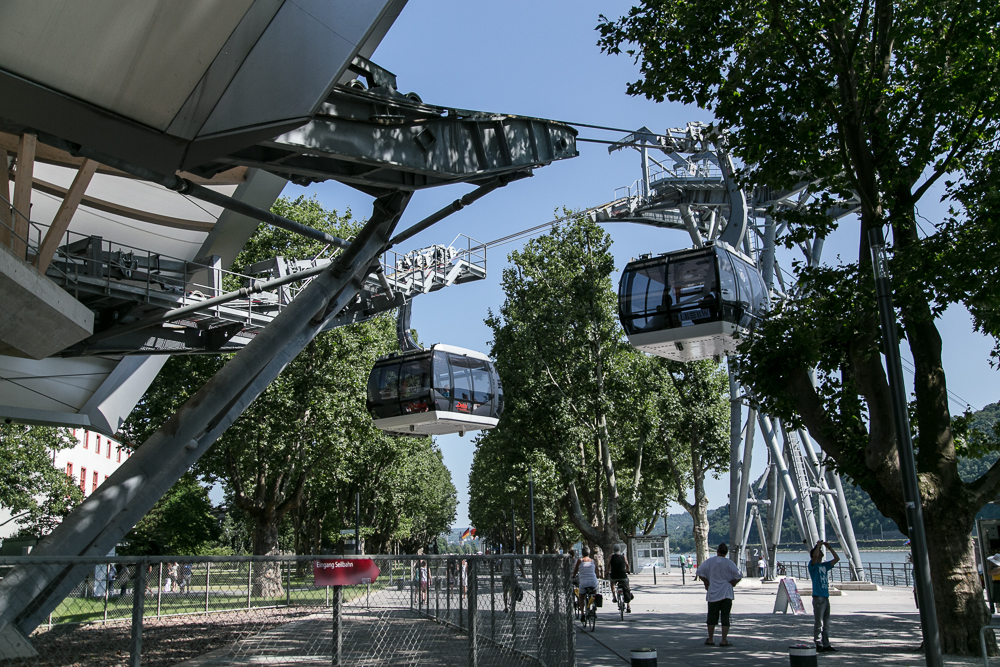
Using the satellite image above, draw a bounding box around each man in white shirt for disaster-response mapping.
[696,543,743,646]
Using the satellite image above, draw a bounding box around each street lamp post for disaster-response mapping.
[528,466,536,555]
[511,500,517,554]
[868,226,942,667]
[355,492,361,555]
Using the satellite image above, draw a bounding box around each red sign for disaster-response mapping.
[313,559,381,586]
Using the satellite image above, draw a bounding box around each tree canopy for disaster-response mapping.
[473,214,729,564]
[0,425,82,536]
[121,196,456,570]
[599,0,1000,653]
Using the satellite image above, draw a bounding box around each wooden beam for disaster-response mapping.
[0,149,10,247]
[11,133,36,258]
[35,159,98,273]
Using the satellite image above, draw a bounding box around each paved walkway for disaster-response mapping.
[575,574,991,666]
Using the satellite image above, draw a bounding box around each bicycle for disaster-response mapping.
[579,586,598,631]
[615,581,627,620]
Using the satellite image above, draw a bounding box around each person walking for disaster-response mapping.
[180,563,193,594]
[696,543,743,647]
[165,561,178,593]
[757,555,768,581]
[417,560,430,604]
[808,540,840,652]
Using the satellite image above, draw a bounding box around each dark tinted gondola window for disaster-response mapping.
[377,363,401,401]
[622,263,668,333]
[450,354,474,413]
[731,258,753,311]
[667,256,716,308]
[370,362,402,418]
[667,255,717,325]
[470,358,493,416]
[495,372,504,416]
[432,351,452,411]
[750,268,769,315]
[399,358,430,400]
[717,250,737,303]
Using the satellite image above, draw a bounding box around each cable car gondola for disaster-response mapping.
[618,242,768,362]
[366,301,503,436]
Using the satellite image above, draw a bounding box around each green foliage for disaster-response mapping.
[599,2,1000,649]
[961,402,1000,484]
[0,425,82,535]
[473,214,728,559]
[122,196,455,556]
[119,474,220,555]
[476,215,667,553]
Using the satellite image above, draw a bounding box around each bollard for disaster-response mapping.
[631,648,657,667]
[789,644,817,667]
[653,564,657,585]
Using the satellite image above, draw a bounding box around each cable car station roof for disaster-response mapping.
[0,0,578,435]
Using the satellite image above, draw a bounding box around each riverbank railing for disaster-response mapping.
[671,556,914,587]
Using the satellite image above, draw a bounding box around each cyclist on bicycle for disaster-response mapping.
[573,546,599,620]
[608,544,632,613]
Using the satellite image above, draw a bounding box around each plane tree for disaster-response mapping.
[468,427,577,553]
[649,358,731,565]
[599,0,1000,653]
[122,197,456,591]
[0,425,82,536]
[480,216,701,567]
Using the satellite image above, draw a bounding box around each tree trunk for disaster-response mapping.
[691,502,710,566]
[252,519,284,598]
[924,520,992,654]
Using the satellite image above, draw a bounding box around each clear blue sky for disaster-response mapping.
[283,0,998,530]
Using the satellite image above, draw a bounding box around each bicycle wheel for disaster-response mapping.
[619,588,625,620]
[588,604,596,631]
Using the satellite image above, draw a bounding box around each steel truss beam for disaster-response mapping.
[0,192,411,649]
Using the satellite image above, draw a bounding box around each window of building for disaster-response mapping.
[96,436,101,455]
[106,443,111,459]
[66,462,73,477]
[116,447,121,463]
[80,467,87,492]
[83,432,88,449]
[92,471,98,492]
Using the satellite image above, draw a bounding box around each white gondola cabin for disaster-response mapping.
[367,343,504,436]
[618,243,768,362]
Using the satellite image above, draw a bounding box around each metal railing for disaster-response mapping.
[1,189,490,356]
[0,554,574,667]
[673,556,914,587]
[776,560,913,587]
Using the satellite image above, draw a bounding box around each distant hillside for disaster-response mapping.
[963,401,1000,484]
[659,401,1000,553]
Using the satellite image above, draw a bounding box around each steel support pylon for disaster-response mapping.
[0,193,411,651]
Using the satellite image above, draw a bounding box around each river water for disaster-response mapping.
[671,550,911,564]
[776,549,911,564]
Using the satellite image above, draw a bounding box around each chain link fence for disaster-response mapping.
[0,554,574,667]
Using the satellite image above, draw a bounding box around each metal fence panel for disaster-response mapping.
[0,554,574,667]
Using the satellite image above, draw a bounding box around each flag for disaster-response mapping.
[461,528,472,541]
